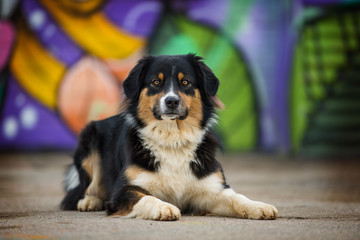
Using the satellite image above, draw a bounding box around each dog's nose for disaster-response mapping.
[165,97,179,110]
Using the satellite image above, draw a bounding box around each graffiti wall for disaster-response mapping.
[0,0,359,156]
[291,1,360,156]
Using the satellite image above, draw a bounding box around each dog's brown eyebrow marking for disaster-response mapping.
[178,72,184,81]
[158,72,164,81]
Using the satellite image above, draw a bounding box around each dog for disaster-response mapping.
[61,54,278,221]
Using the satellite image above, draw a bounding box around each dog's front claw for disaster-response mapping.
[233,199,278,220]
[155,203,181,221]
[131,196,181,221]
[246,202,278,220]
[77,195,103,212]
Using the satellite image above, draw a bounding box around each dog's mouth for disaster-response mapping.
[153,108,188,121]
[162,114,179,120]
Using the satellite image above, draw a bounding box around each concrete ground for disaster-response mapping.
[0,153,359,240]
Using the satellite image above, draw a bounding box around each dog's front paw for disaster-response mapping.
[235,200,278,220]
[231,194,278,220]
[77,195,103,211]
[132,196,181,221]
[154,202,181,221]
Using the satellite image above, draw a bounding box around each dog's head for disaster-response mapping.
[123,54,223,128]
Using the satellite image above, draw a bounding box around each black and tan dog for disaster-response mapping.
[61,54,278,221]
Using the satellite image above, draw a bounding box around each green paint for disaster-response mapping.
[223,0,253,38]
[290,44,308,151]
[291,5,360,156]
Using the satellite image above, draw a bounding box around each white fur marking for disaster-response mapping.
[160,81,179,114]
[64,164,79,191]
[205,114,219,131]
[124,113,136,127]
[139,120,205,149]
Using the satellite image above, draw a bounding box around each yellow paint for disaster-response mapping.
[10,28,65,109]
[40,0,145,59]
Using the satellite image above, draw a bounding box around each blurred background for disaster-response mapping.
[0,0,360,158]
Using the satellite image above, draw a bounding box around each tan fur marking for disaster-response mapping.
[112,207,134,216]
[119,97,131,113]
[82,155,94,180]
[138,88,163,124]
[125,165,148,182]
[158,72,164,81]
[215,170,225,185]
[178,72,184,81]
[177,89,203,130]
[112,191,146,217]
[81,152,106,200]
[78,152,105,212]
[212,96,225,110]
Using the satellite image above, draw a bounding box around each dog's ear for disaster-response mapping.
[188,53,224,109]
[188,53,219,97]
[198,62,219,96]
[123,56,153,99]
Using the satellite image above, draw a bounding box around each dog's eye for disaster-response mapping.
[182,80,189,86]
[152,80,160,86]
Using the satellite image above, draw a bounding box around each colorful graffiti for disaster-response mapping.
[0,0,359,155]
[291,3,360,156]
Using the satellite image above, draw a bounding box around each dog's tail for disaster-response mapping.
[60,164,86,210]
[63,164,80,192]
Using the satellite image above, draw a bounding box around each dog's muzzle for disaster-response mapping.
[155,95,188,120]
[165,97,179,111]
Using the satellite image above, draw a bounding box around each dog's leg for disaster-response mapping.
[77,151,106,211]
[126,195,181,221]
[209,188,278,220]
[192,171,278,220]
[109,186,181,221]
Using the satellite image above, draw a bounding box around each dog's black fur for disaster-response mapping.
[61,54,278,221]
[61,54,223,211]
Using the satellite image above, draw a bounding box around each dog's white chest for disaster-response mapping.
[130,147,197,208]
[131,120,223,210]
[129,147,224,211]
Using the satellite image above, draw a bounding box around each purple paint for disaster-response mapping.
[236,0,296,151]
[172,0,229,29]
[104,0,163,37]
[271,3,296,152]
[187,0,229,29]
[22,0,83,66]
[0,76,77,150]
[302,0,341,5]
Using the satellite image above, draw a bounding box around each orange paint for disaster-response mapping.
[58,57,121,134]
